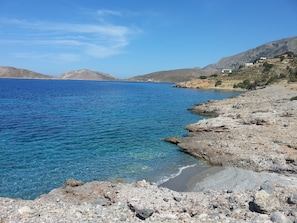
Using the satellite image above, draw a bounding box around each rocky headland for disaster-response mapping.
[1,83,297,222]
[177,83,297,174]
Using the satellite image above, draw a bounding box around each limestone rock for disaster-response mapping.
[63,179,84,188]
[178,84,297,174]
[260,180,275,194]
[18,206,34,215]
[288,194,297,204]
[252,190,280,214]
[270,211,291,223]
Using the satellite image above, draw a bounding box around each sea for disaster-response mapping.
[0,79,240,199]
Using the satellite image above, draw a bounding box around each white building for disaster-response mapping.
[221,69,232,73]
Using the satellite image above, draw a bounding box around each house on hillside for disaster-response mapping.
[245,62,254,67]
[221,68,232,74]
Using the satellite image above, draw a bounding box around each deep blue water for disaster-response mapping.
[0,79,239,199]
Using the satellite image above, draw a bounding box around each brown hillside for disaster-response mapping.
[0,66,53,79]
[176,52,297,90]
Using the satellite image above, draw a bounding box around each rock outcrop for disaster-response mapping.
[174,83,297,174]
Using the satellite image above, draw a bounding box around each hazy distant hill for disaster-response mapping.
[204,36,297,70]
[0,66,53,79]
[59,69,118,80]
[128,68,214,82]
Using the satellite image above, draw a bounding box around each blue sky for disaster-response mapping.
[0,0,296,78]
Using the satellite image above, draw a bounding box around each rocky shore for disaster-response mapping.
[1,83,297,222]
[177,83,297,174]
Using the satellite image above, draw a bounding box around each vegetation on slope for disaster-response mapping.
[176,52,297,90]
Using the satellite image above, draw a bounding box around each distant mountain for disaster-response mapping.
[128,68,214,82]
[129,37,297,83]
[204,36,297,70]
[59,69,118,80]
[0,66,53,79]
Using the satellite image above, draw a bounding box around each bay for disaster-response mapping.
[0,79,239,199]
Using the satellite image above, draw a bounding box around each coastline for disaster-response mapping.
[2,82,297,222]
[175,82,297,173]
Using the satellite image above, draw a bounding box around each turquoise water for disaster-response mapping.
[0,79,239,199]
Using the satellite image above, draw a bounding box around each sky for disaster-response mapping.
[0,0,297,79]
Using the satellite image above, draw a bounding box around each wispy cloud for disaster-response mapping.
[11,52,82,63]
[0,15,141,63]
[96,9,123,17]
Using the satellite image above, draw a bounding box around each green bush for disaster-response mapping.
[253,58,260,63]
[263,62,273,73]
[289,70,297,82]
[286,51,295,58]
[210,74,218,78]
[233,79,258,90]
[215,80,222,86]
[243,79,250,86]
[199,76,207,79]
[279,73,286,79]
[248,81,258,90]
[266,76,278,85]
[290,96,297,101]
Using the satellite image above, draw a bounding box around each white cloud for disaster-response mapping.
[96,9,122,17]
[11,52,81,63]
[0,17,141,61]
[85,44,123,58]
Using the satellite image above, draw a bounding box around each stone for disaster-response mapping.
[18,206,34,214]
[93,198,108,206]
[63,179,84,188]
[127,203,136,212]
[252,190,280,214]
[135,209,154,220]
[135,180,148,188]
[174,196,182,202]
[260,180,275,194]
[270,211,290,223]
[288,194,297,204]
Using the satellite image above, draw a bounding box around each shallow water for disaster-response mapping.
[0,79,239,199]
